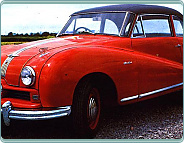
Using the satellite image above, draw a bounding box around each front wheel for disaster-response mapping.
[72,79,101,137]
[87,88,100,130]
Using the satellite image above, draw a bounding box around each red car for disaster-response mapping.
[1,4,183,136]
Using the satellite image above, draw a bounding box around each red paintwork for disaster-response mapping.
[1,98,41,108]
[1,15,183,109]
[132,37,183,95]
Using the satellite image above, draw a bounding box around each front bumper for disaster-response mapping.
[1,101,71,126]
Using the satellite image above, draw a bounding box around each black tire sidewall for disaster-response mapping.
[72,78,101,137]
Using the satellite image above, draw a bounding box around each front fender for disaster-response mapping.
[38,46,138,107]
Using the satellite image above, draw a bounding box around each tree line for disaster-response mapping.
[2,32,57,42]
[3,32,57,37]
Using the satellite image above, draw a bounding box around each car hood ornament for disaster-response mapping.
[39,47,48,53]
[39,47,50,57]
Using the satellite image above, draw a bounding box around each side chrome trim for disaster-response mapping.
[120,83,183,102]
[139,83,183,98]
[120,95,138,102]
[1,101,71,126]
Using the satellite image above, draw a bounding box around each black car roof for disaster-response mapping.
[71,4,182,19]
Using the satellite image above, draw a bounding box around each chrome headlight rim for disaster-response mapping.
[21,66,36,86]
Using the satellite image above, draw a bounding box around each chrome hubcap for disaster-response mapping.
[88,97,98,121]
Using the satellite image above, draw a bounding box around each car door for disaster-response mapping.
[131,14,183,100]
[173,15,183,61]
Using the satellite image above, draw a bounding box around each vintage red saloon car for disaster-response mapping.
[1,4,183,136]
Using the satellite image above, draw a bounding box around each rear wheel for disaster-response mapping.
[72,79,101,137]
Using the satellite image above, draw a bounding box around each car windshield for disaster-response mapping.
[58,12,132,36]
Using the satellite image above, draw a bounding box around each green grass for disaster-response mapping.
[1,42,27,45]
[1,36,55,45]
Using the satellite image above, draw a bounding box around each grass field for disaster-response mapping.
[1,36,55,45]
[1,42,27,45]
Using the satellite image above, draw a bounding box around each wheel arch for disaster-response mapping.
[73,72,118,107]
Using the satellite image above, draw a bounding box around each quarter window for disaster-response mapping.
[133,16,144,37]
[173,16,183,37]
[122,13,135,37]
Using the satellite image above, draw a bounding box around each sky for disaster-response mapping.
[1,4,183,35]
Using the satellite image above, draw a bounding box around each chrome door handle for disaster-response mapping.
[175,44,181,48]
[123,61,133,65]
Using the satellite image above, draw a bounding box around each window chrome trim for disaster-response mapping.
[71,11,135,16]
[120,83,183,102]
[119,12,129,36]
[140,15,146,37]
[140,13,170,17]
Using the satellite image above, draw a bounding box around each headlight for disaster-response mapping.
[21,66,35,86]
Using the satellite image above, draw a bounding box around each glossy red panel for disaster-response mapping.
[1,34,183,108]
[1,98,41,108]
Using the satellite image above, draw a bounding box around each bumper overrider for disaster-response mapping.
[1,101,71,126]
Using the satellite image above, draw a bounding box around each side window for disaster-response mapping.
[173,16,183,37]
[142,15,172,37]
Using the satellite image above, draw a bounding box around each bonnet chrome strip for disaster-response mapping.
[1,37,76,77]
[120,83,183,102]
[1,40,56,77]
